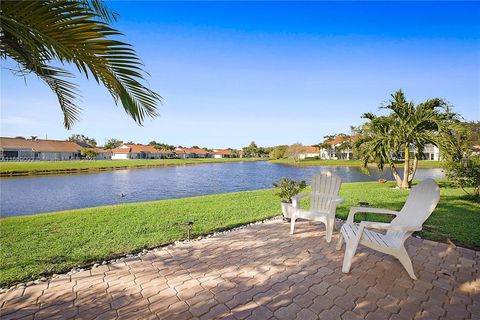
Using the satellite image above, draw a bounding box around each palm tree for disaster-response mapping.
[1,0,161,129]
[358,89,461,189]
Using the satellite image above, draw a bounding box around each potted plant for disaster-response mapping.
[272,177,307,219]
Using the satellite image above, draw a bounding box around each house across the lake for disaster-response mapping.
[92,147,112,160]
[0,137,83,161]
[298,136,359,160]
[421,144,441,161]
[111,144,175,160]
[174,147,210,159]
[321,135,359,160]
[298,135,442,161]
[211,149,236,158]
[298,146,320,160]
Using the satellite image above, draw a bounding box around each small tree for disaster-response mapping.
[242,141,259,158]
[285,143,304,162]
[444,156,480,199]
[272,178,307,203]
[336,140,353,159]
[462,121,480,147]
[149,141,175,151]
[81,147,98,160]
[269,145,288,159]
[358,89,462,189]
[69,134,97,147]
[104,138,123,149]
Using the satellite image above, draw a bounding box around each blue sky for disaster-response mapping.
[1,1,479,148]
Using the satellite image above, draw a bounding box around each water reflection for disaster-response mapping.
[0,161,445,217]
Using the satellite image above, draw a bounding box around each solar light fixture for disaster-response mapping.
[185,221,194,241]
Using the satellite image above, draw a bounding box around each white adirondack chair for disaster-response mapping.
[336,178,440,279]
[290,172,343,243]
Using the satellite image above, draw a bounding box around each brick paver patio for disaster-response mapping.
[1,219,479,319]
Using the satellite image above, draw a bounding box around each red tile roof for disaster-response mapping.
[0,137,82,153]
[111,144,174,154]
[324,135,359,146]
[111,146,131,154]
[300,146,320,154]
[212,149,232,155]
[93,147,111,153]
[176,148,209,154]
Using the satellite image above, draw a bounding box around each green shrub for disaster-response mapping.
[444,155,480,199]
[272,177,307,203]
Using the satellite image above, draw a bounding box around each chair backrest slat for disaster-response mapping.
[388,179,440,235]
[310,172,342,212]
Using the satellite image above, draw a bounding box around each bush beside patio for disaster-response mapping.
[0,180,478,287]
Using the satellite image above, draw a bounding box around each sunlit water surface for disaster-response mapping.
[0,161,445,217]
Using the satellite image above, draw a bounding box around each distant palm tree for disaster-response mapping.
[358,89,461,189]
[0,0,161,129]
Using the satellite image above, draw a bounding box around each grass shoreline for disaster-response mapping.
[0,180,478,287]
[0,158,443,177]
[270,158,444,168]
[0,158,265,177]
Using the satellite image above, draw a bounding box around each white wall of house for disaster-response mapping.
[399,144,441,161]
[318,147,353,160]
[423,144,440,161]
[112,153,129,160]
[299,152,320,160]
[212,153,234,158]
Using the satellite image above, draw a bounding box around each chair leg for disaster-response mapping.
[342,241,359,273]
[290,216,296,235]
[336,233,343,250]
[325,216,334,243]
[395,247,417,280]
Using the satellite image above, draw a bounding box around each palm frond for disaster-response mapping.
[0,0,161,129]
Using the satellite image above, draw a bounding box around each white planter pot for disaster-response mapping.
[280,202,294,218]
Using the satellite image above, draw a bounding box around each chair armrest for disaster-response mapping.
[360,221,422,232]
[291,193,309,208]
[347,206,400,223]
[291,193,309,201]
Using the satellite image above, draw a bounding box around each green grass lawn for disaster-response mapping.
[0,181,478,286]
[0,158,264,176]
[270,158,443,168]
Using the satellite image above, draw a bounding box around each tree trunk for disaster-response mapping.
[390,163,403,188]
[401,145,410,189]
[408,154,419,188]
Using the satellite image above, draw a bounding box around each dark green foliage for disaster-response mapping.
[358,89,462,188]
[444,156,480,199]
[80,147,98,159]
[272,177,307,203]
[68,134,97,147]
[104,138,123,149]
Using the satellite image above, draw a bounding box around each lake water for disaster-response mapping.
[0,161,445,217]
